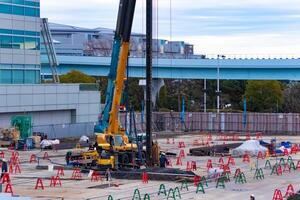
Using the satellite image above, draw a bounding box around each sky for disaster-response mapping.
[41,0,300,57]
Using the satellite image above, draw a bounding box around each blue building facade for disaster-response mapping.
[0,0,41,84]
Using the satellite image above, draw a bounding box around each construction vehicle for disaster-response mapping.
[68,0,160,169]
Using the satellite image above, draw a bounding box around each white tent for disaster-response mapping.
[232,140,268,156]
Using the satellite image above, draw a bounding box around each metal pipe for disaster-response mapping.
[146,0,153,166]
[204,79,207,113]
[217,55,220,113]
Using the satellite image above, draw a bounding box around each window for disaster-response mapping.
[12,0,24,5]
[24,37,35,50]
[24,70,35,83]
[24,7,36,16]
[12,69,24,84]
[0,4,12,14]
[0,29,12,34]
[12,30,24,35]
[12,5,24,15]
[0,0,12,3]
[24,1,39,7]
[0,69,12,84]
[12,36,24,49]
[0,35,12,48]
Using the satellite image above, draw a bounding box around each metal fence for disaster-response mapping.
[4,112,300,139]
[119,112,300,134]
[33,122,95,139]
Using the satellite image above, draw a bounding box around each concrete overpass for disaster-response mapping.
[41,55,300,80]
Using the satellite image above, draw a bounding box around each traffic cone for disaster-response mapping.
[179,149,185,158]
[55,176,62,187]
[43,152,49,160]
[4,183,13,194]
[283,149,289,156]
[218,157,224,164]
[166,158,172,167]
[206,159,213,170]
[186,161,191,171]
[176,157,182,166]
[284,184,295,198]
[272,189,283,200]
[191,161,197,171]
[1,173,10,184]
[9,164,14,174]
[14,164,21,174]
[142,172,149,183]
[91,171,101,182]
[71,168,82,180]
[296,160,300,170]
[50,176,56,187]
[29,154,37,163]
[35,178,44,190]
[257,151,264,159]
[194,175,200,186]
[243,154,250,163]
[57,167,65,176]
[227,156,235,166]
[0,151,4,158]
[291,145,298,154]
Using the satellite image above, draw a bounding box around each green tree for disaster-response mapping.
[157,85,168,110]
[283,82,300,113]
[244,80,283,112]
[60,70,96,83]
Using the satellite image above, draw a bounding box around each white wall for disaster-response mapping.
[0,84,101,128]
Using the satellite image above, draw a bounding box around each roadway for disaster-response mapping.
[41,55,300,80]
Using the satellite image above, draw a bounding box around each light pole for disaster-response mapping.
[216,55,225,113]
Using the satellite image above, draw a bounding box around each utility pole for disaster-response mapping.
[216,55,225,113]
[203,79,207,113]
[216,55,220,113]
[146,0,153,166]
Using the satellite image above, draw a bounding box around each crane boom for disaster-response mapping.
[108,0,136,134]
[94,0,131,134]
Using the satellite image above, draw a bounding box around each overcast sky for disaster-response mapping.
[41,0,300,56]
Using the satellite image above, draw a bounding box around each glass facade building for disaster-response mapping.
[0,0,40,84]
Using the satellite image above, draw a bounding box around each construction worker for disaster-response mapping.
[250,194,255,200]
[65,151,72,166]
[1,159,8,178]
[159,152,167,168]
[105,168,112,181]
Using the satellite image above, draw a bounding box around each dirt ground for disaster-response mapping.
[1,133,300,200]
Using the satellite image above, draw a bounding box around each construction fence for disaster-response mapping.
[11,112,300,139]
[119,112,300,135]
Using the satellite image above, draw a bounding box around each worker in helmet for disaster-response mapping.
[250,194,255,200]
[159,152,167,168]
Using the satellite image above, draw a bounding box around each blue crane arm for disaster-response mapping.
[94,37,121,133]
[94,0,131,134]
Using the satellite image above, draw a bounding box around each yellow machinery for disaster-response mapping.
[69,0,159,169]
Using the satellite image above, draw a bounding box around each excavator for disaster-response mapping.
[68,0,159,170]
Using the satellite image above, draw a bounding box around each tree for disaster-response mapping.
[283,82,300,113]
[60,70,96,83]
[244,80,283,112]
[157,85,169,111]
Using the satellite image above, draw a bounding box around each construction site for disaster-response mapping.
[1,0,300,199]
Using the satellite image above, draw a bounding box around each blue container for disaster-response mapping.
[26,138,33,149]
